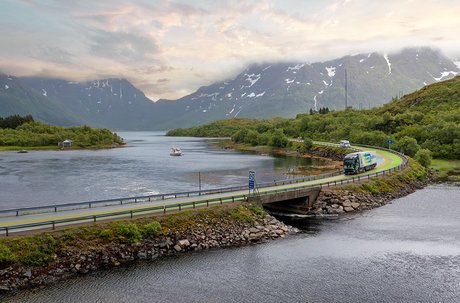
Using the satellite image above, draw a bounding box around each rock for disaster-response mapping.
[138,252,147,259]
[343,206,354,212]
[249,227,259,233]
[23,270,32,278]
[342,201,352,208]
[351,202,360,209]
[178,239,190,248]
[173,245,182,252]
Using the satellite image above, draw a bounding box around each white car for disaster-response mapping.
[340,140,350,148]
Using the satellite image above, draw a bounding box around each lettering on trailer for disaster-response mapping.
[364,153,372,164]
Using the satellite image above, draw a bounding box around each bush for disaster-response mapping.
[99,229,113,239]
[115,223,143,243]
[143,221,162,237]
[0,243,15,267]
[414,149,432,168]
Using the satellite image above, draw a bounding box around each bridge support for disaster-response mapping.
[257,188,321,215]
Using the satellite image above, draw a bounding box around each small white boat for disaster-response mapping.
[170,146,182,156]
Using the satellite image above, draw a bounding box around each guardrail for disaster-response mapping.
[0,169,345,217]
[0,143,409,236]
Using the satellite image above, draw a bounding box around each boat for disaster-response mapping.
[170,146,182,156]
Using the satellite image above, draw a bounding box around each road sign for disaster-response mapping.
[249,171,256,189]
[249,180,255,189]
[387,139,393,144]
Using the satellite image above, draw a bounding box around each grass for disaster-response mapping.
[430,159,460,182]
[0,204,266,269]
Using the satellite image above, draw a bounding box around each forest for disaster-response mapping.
[0,115,124,148]
[168,76,460,161]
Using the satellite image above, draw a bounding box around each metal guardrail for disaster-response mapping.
[0,169,345,217]
[0,143,408,236]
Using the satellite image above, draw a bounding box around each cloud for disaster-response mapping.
[88,30,159,62]
[29,46,74,65]
[1,0,459,100]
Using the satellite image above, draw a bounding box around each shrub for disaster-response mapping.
[0,243,15,267]
[143,221,162,237]
[115,223,143,243]
[99,229,113,239]
[414,149,432,168]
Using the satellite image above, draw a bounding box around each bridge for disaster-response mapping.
[0,144,407,236]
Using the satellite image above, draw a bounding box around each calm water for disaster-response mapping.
[3,184,459,302]
[0,132,329,209]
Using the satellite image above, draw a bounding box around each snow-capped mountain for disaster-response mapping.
[154,47,459,128]
[17,77,157,130]
[0,74,80,125]
[1,47,458,130]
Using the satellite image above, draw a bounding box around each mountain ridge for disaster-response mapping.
[0,47,458,130]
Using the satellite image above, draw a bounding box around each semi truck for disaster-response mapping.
[343,151,377,175]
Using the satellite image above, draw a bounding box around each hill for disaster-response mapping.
[168,76,460,159]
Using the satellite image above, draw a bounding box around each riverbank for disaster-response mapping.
[305,159,427,216]
[0,204,294,293]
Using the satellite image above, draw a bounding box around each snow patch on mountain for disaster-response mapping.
[263,65,272,71]
[244,73,261,87]
[325,66,336,77]
[383,54,392,74]
[4,85,9,89]
[359,59,365,63]
[287,63,305,71]
[434,71,458,81]
[285,78,295,84]
[322,80,328,86]
[454,61,460,70]
[41,89,47,96]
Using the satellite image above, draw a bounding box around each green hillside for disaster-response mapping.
[168,76,460,160]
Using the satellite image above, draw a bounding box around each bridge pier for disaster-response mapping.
[257,188,321,215]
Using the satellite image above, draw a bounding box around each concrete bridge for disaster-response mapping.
[0,144,407,236]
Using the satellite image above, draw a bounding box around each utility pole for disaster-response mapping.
[344,68,348,109]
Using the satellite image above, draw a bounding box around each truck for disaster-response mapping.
[343,151,377,175]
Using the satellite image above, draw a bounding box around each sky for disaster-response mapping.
[1,0,459,100]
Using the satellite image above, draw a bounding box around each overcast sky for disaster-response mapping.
[1,0,459,100]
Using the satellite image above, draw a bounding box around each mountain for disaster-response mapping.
[1,47,458,130]
[17,77,158,130]
[0,74,80,125]
[155,47,459,129]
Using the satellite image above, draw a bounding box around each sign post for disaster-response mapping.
[387,139,393,150]
[248,170,256,199]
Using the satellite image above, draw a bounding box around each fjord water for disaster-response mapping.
[4,184,460,303]
[0,132,330,210]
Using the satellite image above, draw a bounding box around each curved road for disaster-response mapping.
[0,145,404,235]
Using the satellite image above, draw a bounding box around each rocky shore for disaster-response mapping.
[0,211,294,293]
[309,180,427,216]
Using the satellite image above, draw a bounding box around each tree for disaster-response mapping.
[302,135,313,150]
[395,136,420,158]
[414,149,432,168]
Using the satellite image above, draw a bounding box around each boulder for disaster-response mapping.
[343,206,354,212]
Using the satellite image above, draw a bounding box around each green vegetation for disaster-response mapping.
[0,204,266,269]
[168,76,460,161]
[430,159,460,182]
[0,115,124,149]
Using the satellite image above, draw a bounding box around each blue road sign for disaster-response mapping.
[387,139,393,144]
[249,180,255,189]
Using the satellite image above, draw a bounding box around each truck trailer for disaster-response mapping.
[343,151,377,175]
